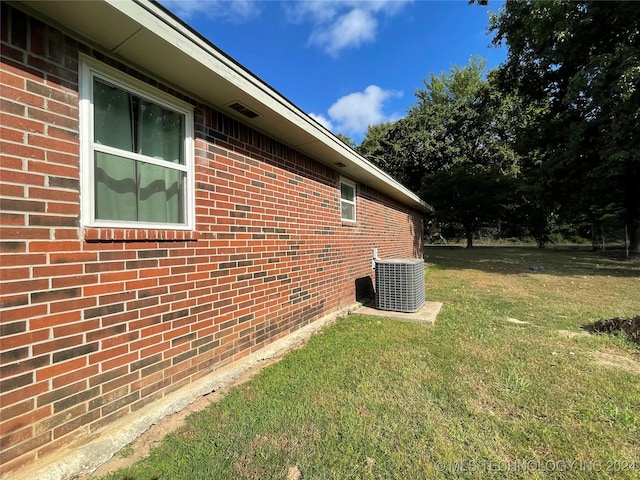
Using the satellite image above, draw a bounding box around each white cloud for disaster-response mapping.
[309,113,334,131]
[315,85,402,139]
[309,8,377,55]
[160,0,259,22]
[287,1,413,56]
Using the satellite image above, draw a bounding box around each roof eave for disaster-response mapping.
[15,0,433,213]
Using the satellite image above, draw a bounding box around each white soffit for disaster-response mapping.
[16,0,432,212]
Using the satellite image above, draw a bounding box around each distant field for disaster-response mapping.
[96,246,640,480]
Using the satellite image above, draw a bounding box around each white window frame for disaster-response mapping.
[340,177,357,222]
[79,55,195,230]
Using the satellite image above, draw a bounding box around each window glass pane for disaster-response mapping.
[95,152,137,221]
[137,100,184,164]
[94,152,184,224]
[341,182,355,201]
[94,78,184,165]
[137,162,184,223]
[94,79,133,151]
[341,202,355,220]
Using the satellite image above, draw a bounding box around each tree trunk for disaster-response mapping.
[465,229,474,248]
[629,220,640,254]
[624,158,640,253]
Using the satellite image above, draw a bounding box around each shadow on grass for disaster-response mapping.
[424,245,640,278]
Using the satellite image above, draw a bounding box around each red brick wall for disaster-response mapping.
[0,4,424,475]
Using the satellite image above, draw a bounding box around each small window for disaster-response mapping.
[340,178,356,221]
[79,56,194,229]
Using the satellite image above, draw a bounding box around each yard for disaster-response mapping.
[94,246,640,479]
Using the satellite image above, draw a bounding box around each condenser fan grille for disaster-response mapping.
[375,259,425,313]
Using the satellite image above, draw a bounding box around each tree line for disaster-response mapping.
[343,1,639,252]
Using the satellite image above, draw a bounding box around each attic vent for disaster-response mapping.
[227,101,259,119]
[375,258,425,313]
[335,162,347,168]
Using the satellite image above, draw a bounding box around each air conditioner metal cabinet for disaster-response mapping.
[375,258,425,313]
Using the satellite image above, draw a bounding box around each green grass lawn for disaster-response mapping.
[96,246,640,480]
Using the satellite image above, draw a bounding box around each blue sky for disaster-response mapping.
[160,0,506,144]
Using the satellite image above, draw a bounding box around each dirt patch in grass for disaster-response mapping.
[591,351,640,375]
[287,465,302,480]
[579,316,640,375]
[505,317,529,325]
[583,315,640,344]
[556,329,590,338]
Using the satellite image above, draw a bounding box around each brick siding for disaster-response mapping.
[0,3,424,475]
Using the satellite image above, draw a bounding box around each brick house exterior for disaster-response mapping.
[0,1,430,477]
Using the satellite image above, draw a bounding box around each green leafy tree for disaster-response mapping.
[356,122,406,182]
[490,0,640,252]
[391,57,491,187]
[357,57,521,247]
[358,58,499,192]
[397,58,520,246]
[420,166,517,248]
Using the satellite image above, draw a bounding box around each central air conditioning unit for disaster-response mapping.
[375,258,425,313]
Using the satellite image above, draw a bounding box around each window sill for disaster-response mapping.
[83,227,199,242]
[340,220,357,227]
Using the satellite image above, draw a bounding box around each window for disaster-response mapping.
[340,178,356,221]
[79,56,194,229]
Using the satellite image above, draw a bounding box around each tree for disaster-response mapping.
[420,166,517,248]
[490,0,640,252]
[356,57,521,247]
[356,122,407,183]
[396,58,520,246]
[357,58,500,193]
